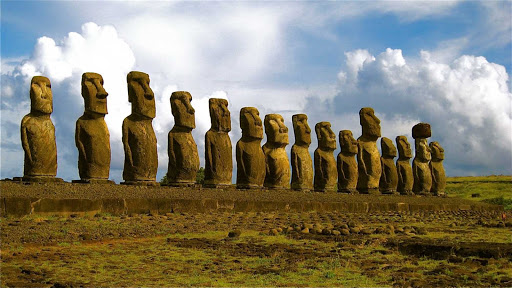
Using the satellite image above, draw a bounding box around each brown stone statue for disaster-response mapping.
[166,91,200,186]
[395,136,414,195]
[314,122,337,192]
[337,130,358,194]
[262,114,290,189]
[379,137,398,194]
[122,71,158,185]
[236,107,265,189]
[429,141,446,196]
[20,76,62,182]
[204,98,232,187]
[291,114,313,191]
[356,107,382,194]
[74,72,112,184]
[412,123,432,195]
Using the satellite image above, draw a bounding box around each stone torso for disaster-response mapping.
[76,116,110,179]
[430,161,446,195]
[337,153,357,192]
[291,145,313,190]
[413,159,432,194]
[21,114,57,177]
[380,157,398,193]
[396,159,413,194]
[122,116,157,181]
[314,149,337,192]
[357,139,382,191]
[263,144,290,189]
[168,129,200,183]
[204,131,232,185]
[236,139,265,188]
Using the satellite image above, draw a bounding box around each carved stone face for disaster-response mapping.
[359,107,381,140]
[381,137,397,158]
[30,76,53,114]
[127,71,155,119]
[416,139,431,162]
[209,98,230,132]
[292,114,311,146]
[315,122,336,150]
[264,114,289,145]
[240,107,263,139]
[82,72,108,115]
[396,136,412,159]
[171,91,195,129]
[339,130,358,154]
[429,141,445,161]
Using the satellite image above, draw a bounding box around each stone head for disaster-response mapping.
[315,122,336,150]
[429,141,445,161]
[264,114,289,145]
[82,72,108,115]
[240,107,263,139]
[381,137,397,158]
[171,91,195,129]
[339,130,358,155]
[209,98,230,132]
[396,136,412,159]
[416,138,431,162]
[359,107,381,140]
[292,114,311,146]
[30,76,53,114]
[127,71,155,119]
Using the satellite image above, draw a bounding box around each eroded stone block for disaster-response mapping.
[236,107,265,189]
[396,136,414,195]
[356,107,381,194]
[379,137,398,194]
[263,114,290,189]
[314,122,337,192]
[337,130,358,194]
[291,114,313,191]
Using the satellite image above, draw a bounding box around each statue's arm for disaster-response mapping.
[397,164,403,186]
[357,142,367,175]
[75,121,87,163]
[430,163,437,183]
[337,156,346,181]
[381,159,388,184]
[20,120,32,164]
[236,143,246,176]
[205,134,213,174]
[168,133,176,169]
[122,121,133,167]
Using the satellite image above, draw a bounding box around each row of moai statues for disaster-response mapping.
[20,72,446,195]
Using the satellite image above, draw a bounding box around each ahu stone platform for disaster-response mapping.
[0,182,502,217]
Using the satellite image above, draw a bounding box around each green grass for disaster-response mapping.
[447,175,512,210]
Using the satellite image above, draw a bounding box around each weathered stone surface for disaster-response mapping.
[122,71,158,185]
[236,107,265,189]
[167,91,199,185]
[75,72,111,182]
[291,114,313,191]
[21,76,61,182]
[314,122,337,192]
[412,123,432,195]
[396,136,414,195]
[379,137,398,194]
[357,107,382,194]
[430,141,446,196]
[204,98,232,187]
[337,130,358,194]
[263,114,290,189]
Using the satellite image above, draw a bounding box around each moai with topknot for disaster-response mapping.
[396,136,414,195]
[20,76,62,182]
[204,98,232,187]
[291,114,313,191]
[314,122,337,192]
[74,72,113,184]
[122,71,158,185]
[429,141,446,196]
[236,107,265,189]
[337,130,358,194]
[166,91,200,186]
[412,123,432,195]
[263,114,290,189]
[356,107,382,194]
[379,137,398,194]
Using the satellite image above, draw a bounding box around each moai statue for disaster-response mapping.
[122,71,158,185]
[379,137,398,194]
[356,107,382,194]
[263,114,290,189]
[412,123,432,195]
[291,114,313,191]
[204,98,232,188]
[166,91,200,186]
[236,107,265,189]
[429,141,446,196]
[74,72,113,184]
[314,122,337,192]
[337,130,358,194]
[395,136,414,195]
[20,76,62,182]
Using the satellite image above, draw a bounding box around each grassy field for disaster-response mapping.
[446,175,512,210]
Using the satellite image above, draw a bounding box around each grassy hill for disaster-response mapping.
[447,175,512,210]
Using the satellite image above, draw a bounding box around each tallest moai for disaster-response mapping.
[356,107,382,194]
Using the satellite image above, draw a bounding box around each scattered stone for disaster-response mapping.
[228,230,241,238]
[331,230,341,236]
[340,229,350,236]
[301,227,310,234]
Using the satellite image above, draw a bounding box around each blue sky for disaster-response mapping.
[1,1,511,182]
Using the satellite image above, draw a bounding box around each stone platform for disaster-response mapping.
[0,181,502,217]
